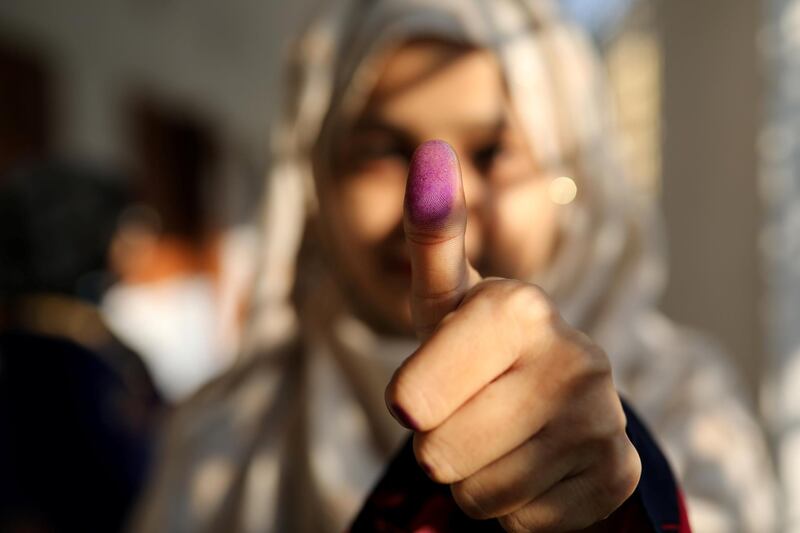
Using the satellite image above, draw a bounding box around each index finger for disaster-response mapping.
[386,283,522,431]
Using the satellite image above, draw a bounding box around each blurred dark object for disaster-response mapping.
[0,41,54,178]
[0,161,127,305]
[0,161,165,531]
[128,97,219,248]
[0,331,162,533]
[351,401,688,533]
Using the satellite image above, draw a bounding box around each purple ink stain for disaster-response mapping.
[405,140,458,229]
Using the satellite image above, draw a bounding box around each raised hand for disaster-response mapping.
[385,140,641,532]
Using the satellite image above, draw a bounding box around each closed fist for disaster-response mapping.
[385,140,641,532]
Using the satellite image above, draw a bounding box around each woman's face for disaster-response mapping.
[316,40,561,335]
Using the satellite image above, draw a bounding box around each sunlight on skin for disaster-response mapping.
[316,40,560,336]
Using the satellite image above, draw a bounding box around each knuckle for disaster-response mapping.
[499,509,563,533]
[587,343,613,376]
[384,375,403,409]
[573,402,629,461]
[464,279,534,310]
[606,438,642,504]
[468,280,560,357]
[468,277,511,295]
[413,432,463,484]
[462,280,506,314]
[508,283,558,326]
[569,337,612,379]
[464,280,557,324]
[385,370,413,410]
[555,341,613,402]
[451,479,492,520]
[608,400,629,436]
[587,436,641,519]
[570,476,613,528]
[385,370,441,431]
[584,393,628,441]
[498,512,533,533]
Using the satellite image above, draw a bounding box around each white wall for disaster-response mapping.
[0,0,316,167]
[762,0,800,529]
[659,0,763,402]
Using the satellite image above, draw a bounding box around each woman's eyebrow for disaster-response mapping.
[351,116,416,145]
[350,112,506,147]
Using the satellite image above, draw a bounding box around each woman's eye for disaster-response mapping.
[349,138,413,170]
[472,137,537,186]
[472,142,504,174]
[362,142,407,160]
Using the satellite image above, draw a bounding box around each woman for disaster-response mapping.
[132,1,777,531]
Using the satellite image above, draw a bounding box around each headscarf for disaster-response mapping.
[132,1,778,532]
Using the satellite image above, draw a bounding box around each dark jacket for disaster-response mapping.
[351,399,691,533]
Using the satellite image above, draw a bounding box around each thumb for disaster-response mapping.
[404,140,481,339]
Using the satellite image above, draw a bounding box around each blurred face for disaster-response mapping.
[315,40,561,335]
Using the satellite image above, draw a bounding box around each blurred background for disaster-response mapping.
[0,0,798,530]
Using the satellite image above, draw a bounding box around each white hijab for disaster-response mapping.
[133,1,778,532]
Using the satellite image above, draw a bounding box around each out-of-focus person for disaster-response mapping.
[131,1,777,532]
[100,99,256,402]
[0,161,164,532]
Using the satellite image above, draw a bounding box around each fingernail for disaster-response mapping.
[405,140,459,230]
[389,402,418,431]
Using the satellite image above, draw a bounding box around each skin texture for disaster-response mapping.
[405,140,459,229]
[315,41,641,532]
[389,139,640,531]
